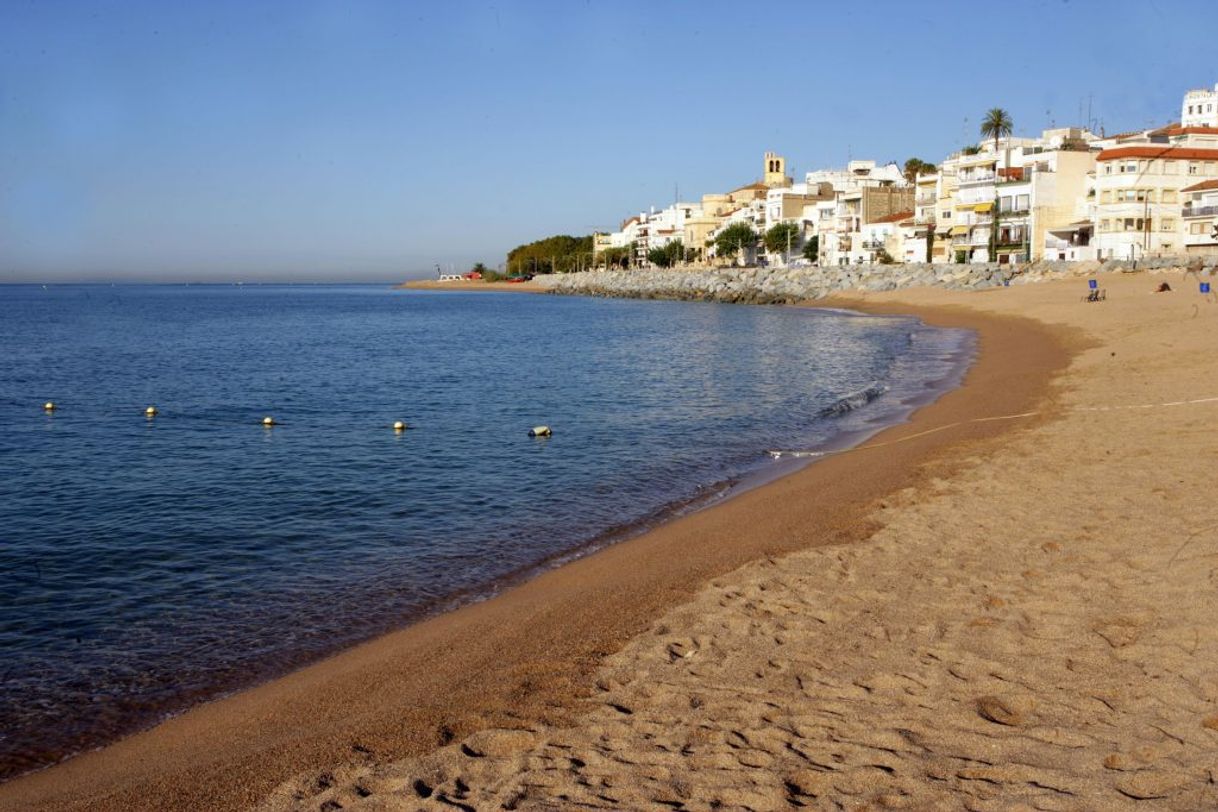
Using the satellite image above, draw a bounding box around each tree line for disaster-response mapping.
[505,234,594,275]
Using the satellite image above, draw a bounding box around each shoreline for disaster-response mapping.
[0,293,1071,811]
[396,279,545,292]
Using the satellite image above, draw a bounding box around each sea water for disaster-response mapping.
[0,284,972,777]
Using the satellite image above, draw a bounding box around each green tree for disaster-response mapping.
[506,234,594,274]
[903,158,938,183]
[471,262,488,276]
[715,223,758,263]
[802,235,820,263]
[980,108,1013,156]
[600,245,632,269]
[763,222,801,258]
[876,247,897,265]
[645,240,683,268]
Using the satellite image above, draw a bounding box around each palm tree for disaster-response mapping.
[980,108,1013,155]
[980,109,1013,263]
[903,157,936,183]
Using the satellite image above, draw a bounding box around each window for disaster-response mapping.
[1165,160,1178,174]
[1189,162,1200,175]
[1016,194,1029,211]
[1161,218,1176,231]
[1150,159,1161,174]
[1100,190,1113,203]
[1206,162,1217,175]
[999,196,1012,212]
[1162,243,1172,250]
[1162,189,1178,203]
[1100,219,1110,231]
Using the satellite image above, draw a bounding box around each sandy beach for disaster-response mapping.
[4,270,1217,810]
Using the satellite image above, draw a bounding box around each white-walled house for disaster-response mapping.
[857,210,915,264]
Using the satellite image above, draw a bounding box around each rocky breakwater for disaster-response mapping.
[536,262,1014,305]
[535,256,1218,303]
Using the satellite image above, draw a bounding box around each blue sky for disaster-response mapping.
[1,0,1213,282]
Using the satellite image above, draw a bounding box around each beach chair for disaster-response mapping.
[1083,288,1106,303]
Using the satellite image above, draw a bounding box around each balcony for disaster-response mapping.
[958,172,996,185]
[1184,205,1218,218]
[861,239,886,250]
[915,194,936,205]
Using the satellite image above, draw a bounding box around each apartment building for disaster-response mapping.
[1091,142,1218,260]
[1182,179,1218,255]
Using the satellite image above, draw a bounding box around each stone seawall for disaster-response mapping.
[535,256,1214,304]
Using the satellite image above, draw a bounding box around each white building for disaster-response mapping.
[1182,83,1218,128]
[599,203,701,266]
[1182,179,1218,255]
[1088,121,1218,260]
[804,160,910,266]
[857,211,915,264]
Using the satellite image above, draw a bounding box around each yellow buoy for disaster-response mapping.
[145,406,158,417]
[529,425,552,437]
[43,401,56,412]
[393,421,407,432]
[262,416,275,427]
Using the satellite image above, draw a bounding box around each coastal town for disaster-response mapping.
[578,82,1218,273]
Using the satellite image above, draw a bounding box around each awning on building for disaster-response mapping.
[950,225,969,236]
[974,201,995,213]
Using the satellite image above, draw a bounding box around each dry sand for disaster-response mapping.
[4,271,1217,810]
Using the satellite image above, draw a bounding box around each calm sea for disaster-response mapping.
[0,284,972,778]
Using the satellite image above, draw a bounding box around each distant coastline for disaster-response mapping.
[396,278,543,292]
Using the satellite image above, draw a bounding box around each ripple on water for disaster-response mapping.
[0,285,972,778]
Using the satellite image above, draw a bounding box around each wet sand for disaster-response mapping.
[1,276,1085,810]
[255,271,1218,810]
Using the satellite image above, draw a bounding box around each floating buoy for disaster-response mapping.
[145,406,158,417]
[393,421,407,432]
[43,401,56,412]
[529,425,552,437]
[262,416,275,427]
